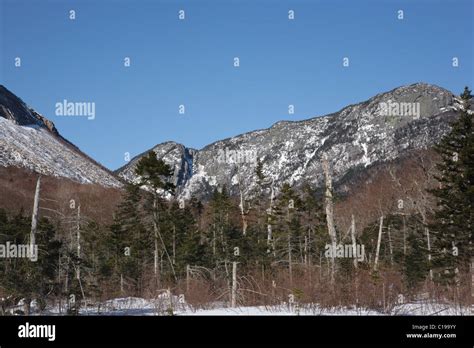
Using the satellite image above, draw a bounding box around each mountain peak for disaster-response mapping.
[372,82,454,106]
[0,85,59,136]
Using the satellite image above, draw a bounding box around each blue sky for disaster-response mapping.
[1,0,472,170]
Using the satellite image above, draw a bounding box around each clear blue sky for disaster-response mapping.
[1,0,472,170]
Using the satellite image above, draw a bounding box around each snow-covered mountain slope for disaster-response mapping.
[0,85,121,188]
[117,83,462,199]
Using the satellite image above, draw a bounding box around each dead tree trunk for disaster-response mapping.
[238,175,248,235]
[424,225,433,281]
[30,175,41,248]
[267,179,275,254]
[231,262,237,308]
[304,234,308,266]
[350,214,359,305]
[374,215,384,272]
[172,224,176,265]
[403,216,407,256]
[76,204,81,280]
[153,194,160,287]
[387,225,394,266]
[288,234,293,286]
[419,210,433,281]
[350,214,358,269]
[307,229,312,266]
[186,265,190,293]
[212,227,216,256]
[322,154,337,284]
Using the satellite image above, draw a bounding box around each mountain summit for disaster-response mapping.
[0,85,59,135]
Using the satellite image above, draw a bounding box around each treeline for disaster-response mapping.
[0,88,471,314]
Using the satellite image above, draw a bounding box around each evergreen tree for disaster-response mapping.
[109,183,150,294]
[300,183,327,265]
[430,87,473,284]
[255,158,265,187]
[403,230,428,290]
[272,183,302,282]
[206,186,249,281]
[135,151,176,284]
[165,200,206,274]
[0,211,61,314]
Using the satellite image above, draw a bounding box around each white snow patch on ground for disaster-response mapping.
[11,297,471,316]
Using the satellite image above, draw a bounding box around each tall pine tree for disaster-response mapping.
[430,87,473,284]
[135,151,177,285]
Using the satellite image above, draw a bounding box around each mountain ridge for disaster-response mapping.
[0,83,463,198]
[117,82,461,199]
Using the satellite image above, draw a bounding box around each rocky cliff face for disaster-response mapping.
[0,85,60,135]
[0,85,122,188]
[117,141,196,190]
[117,83,462,199]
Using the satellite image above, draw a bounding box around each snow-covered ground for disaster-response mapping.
[8,295,471,316]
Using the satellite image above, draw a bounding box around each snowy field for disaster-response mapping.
[8,295,472,316]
